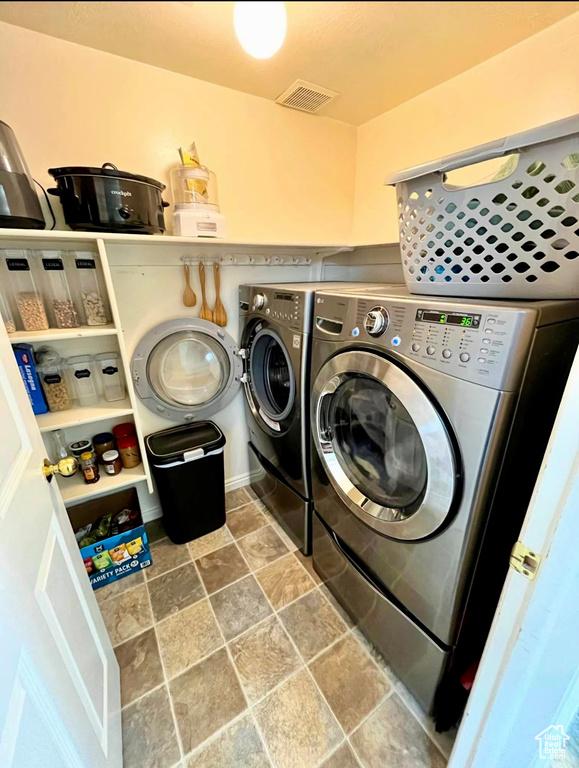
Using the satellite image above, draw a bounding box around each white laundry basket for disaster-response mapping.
[385,116,579,299]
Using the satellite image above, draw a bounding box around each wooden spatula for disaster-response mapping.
[212,262,227,327]
[182,264,196,307]
[198,261,213,321]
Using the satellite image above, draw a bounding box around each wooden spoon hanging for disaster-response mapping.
[212,262,227,327]
[182,264,197,307]
[198,261,213,321]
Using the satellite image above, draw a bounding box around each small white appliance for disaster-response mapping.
[171,166,226,238]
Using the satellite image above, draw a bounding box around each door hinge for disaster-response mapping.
[509,541,542,581]
[236,348,249,360]
[238,372,250,384]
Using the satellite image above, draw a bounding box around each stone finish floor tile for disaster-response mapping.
[148,562,205,622]
[187,524,233,560]
[101,584,153,647]
[196,543,251,594]
[96,571,144,605]
[210,575,273,641]
[279,589,347,661]
[230,616,302,704]
[145,538,191,581]
[294,551,323,586]
[145,518,167,545]
[310,635,390,733]
[256,554,315,611]
[156,599,223,678]
[255,669,342,768]
[170,647,247,754]
[236,525,289,571]
[350,693,446,768]
[320,743,361,768]
[115,628,164,708]
[227,502,269,539]
[122,685,180,768]
[226,487,252,511]
[186,714,271,768]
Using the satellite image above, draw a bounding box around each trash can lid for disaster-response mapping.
[145,421,225,464]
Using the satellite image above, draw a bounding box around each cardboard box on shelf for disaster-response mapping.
[68,486,152,590]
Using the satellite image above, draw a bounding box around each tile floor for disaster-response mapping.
[96,487,455,768]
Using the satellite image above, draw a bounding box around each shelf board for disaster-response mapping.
[36,398,133,432]
[10,324,117,343]
[59,465,148,505]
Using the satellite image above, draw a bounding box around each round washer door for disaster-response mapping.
[312,350,458,541]
[132,318,242,422]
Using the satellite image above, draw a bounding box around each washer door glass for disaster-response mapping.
[329,375,427,514]
[148,331,230,407]
[249,329,295,422]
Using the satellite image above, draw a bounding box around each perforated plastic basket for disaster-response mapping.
[385,116,579,298]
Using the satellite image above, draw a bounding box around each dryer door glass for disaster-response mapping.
[248,329,296,422]
[148,331,230,407]
[329,375,427,513]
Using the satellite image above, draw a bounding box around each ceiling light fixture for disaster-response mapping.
[234,2,287,60]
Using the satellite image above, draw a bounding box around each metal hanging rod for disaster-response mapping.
[180,254,312,267]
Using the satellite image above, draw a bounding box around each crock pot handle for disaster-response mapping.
[162,200,170,208]
[47,188,61,196]
[102,162,119,170]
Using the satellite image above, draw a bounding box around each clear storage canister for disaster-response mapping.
[4,250,49,331]
[94,351,125,402]
[66,354,98,406]
[71,252,109,326]
[40,250,80,329]
[0,284,16,333]
[36,347,72,412]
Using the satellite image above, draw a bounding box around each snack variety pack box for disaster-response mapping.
[68,487,152,590]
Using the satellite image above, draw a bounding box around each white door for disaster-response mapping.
[0,328,121,768]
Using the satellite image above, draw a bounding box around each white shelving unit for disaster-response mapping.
[36,398,134,433]
[57,465,149,504]
[9,324,117,344]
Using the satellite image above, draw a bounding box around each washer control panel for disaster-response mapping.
[315,291,537,391]
[241,285,305,331]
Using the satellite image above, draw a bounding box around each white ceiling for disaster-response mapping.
[0,1,578,124]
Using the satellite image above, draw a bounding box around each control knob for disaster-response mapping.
[253,293,267,310]
[364,307,389,337]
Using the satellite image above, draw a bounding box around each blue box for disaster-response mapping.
[13,343,48,415]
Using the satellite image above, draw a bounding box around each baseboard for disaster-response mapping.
[141,469,261,523]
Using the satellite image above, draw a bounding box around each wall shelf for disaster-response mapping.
[36,398,133,433]
[58,465,148,505]
[9,324,117,344]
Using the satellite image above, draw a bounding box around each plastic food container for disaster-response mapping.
[117,435,141,469]
[113,422,136,440]
[0,283,16,333]
[40,250,80,328]
[93,432,115,463]
[35,347,72,413]
[71,252,109,326]
[94,351,125,402]
[69,439,93,459]
[66,354,98,406]
[102,449,122,475]
[4,249,49,331]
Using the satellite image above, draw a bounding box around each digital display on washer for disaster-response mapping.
[416,309,481,328]
[274,292,295,302]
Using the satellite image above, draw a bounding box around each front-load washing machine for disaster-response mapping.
[310,284,578,722]
[239,282,370,555]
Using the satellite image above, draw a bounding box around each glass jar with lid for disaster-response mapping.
[80,451,100,484]
[94,351,125,402]
[66,354,98,406]
[36,346,72,412]
[70,251,109,326]
[3,249,49,331]
[40,250,80,329]
[93,432,115,463]
[101,449,122,475]
[117,435,141,468]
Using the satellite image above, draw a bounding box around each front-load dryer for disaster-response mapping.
[310,284,578,722]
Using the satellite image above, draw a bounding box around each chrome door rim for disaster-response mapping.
[312,350,457,540]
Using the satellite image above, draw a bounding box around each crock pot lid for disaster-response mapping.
[48,164,166,190]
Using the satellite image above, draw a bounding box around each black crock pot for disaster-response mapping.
[48,163,169,235]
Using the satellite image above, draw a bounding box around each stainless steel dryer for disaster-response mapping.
[310,284,578,720]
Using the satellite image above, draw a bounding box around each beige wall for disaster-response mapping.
[0,21,356,244]
[352,12,579,245]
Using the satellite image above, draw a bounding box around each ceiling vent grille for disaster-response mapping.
[275,80,339,114]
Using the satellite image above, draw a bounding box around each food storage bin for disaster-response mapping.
[66,354,98,406]
[70,251,109,326]
[36,347,72,412]
[146,421,226,544]
[40,250,80,328]
[4,249,49,330]
[385,115,579,299]
[94,351,125,402]
[0,284,16,333]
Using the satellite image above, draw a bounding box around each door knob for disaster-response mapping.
[43,456,78,482]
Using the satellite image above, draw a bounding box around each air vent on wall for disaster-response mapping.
[275,80,339,114]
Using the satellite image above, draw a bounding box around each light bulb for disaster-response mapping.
[234,2,287,59]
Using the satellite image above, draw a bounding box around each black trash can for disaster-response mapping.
[146,421,226,545]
